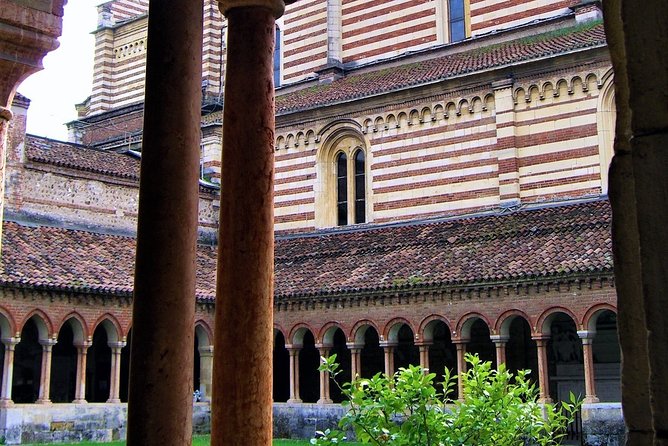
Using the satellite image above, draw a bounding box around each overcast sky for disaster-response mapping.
[17,0,96,141]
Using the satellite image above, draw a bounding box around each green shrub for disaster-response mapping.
[312,353,581,446]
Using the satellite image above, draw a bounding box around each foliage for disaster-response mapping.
[312,353,581,446]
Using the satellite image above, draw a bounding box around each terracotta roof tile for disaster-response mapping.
[0,200,612,300]
[276,22,606,114]
[25,136,140,180]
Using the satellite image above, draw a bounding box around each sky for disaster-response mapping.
[16,0,97,141]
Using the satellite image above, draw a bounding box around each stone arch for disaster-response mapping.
[350,319,381,345]
[555,79,569,98]
[60,313,88,345]
[383,317,415,343]
[495,309,533,337]
[285,133,295,149]
[421,106,433,122]
[541,81,555,99]
[362,118,373,134]
[273,324,288,343]
[91,315,121,343]
[456,98,469,115]
[585,72,600,91]
[0,306,16,338]
[295,131,304,147]
[397,112,408,128]
[445,101,457,117]
[433,104,444,120]
[195,321,213,347]
[419,314,453,342]
[537,306,580,335]
[276,135,285,150]
[456,312,492,340]
[288,323,316,347]
[21,310,53,340]
[583,303,617,332]
[527,84,541,102]
[470,96,483,113]
[319,322,346,346]
[408,109,420,125]
[483,93,495,111]
[305,129,315,145]
[513,87,526,104]
[386,113,398,128]
[570,75,584,95]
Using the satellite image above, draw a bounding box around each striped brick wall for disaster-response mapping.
[282,0,328,82]
[341,0,438,64]
[109,0,148,21]
[202,0,226,100]
[470,0,573,35]
[273,68,610,233]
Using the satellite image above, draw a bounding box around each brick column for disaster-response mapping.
[0,108,11,243]
[347,343,362,379]
[73,341,91,403]
[493,78,521,207]
[211,1,291,444]
[578,330,599,404]
[417,343,431,373]
[532,336,552,403]
[198,346,214,401]
[36,339,57,404]
[490,335,509,368]
[0,337,19,406]
[286,346,302,403]
[316,345,332,404]
[454,341,467,400]
[380,342,395,376]
[125,0,203,443]
[107,341,125,403]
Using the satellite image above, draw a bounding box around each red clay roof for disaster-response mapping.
[276,22,607,114]
[0,200,612,300]
[26,136,141,180]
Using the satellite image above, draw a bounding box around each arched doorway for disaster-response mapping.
[273,330,290,402]
[86,321,116,402]
[504,316,538,384]
[51,321,78,402]
[591,310,621,402]
[323,327,350,403]
[297,330,319,403]
[391,324,419,372]
[13,317,46,403]
[546,312,583,402]
[465,318,495,369]
[358,326,383,378]
[423,320,457,398]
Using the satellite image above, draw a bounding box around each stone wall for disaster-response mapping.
[0,402,624,444]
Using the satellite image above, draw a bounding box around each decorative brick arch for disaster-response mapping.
[494,309,533,337]
[21,309,54,340]
[0,305,16,338]
[319,321,346,346]
[456,312,492,340]
[195,321,213,347]
[273,324,288,342]
[583,303,618,332]
[383,317,415,343]
[91,314,123,343]
[59,312,89,345]
[350,319,380,345]
[536,306,579,335]
[419,314,453,342]
[288,323,316,347]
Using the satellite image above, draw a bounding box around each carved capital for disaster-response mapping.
[218,0,296,18]
[0,106,12,121]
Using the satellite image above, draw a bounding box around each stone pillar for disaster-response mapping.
[417,343,431,373]
[347,344,362,379]
[198,346,214,401]
[0,108,11,238]
[125,0,203,443]
[533,336,552,403]
[578,331,599,404]
[493,78,521,207]
[490,335,509,368]
[73,341,91,403]
[381,342,395,376]
[36,338,57,404]
[0,337,19,406]
[287,347,302,403]
[454,341,466,400]
[211,2,290,444]
[316,345,332,404]
[107,342,125,403]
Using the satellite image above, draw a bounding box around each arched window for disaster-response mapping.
[334,147,366,226]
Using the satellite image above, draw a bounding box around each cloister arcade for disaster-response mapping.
[0,302,619,408]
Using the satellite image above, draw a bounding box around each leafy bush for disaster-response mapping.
[312,353,581,446]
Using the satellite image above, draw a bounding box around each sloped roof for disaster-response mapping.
[0,200,613,301]
[276,22,606,114]
[26,136,140,180]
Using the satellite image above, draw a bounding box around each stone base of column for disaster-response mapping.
[107,398,121,403]
[35,398,52,405]
[538,397,553,404]
[584,396,600,404]
[317,398,333,405]
[72,399,88,404]
[287,398,302,404]
[0,399,13,408]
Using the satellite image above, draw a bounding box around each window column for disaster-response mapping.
[490,335,509,368]
[108,341,125,403]
[454,340,467,401]
[532,335,552,403]
[198,345,214,401]
[286,346,302,403]
[316,345,332,404]
[36,338,57,404]
[417,343,431,373]
[73,340,91,403]
[380,342,396,376]
[578,330,599,403]
[0,337,19,406]
[347,343,362,379]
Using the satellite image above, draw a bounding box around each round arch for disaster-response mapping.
[288,324,316,347]
[319,322,346,347]
[537,307,580,335]
[20,310,53,341]
[495,309,533,337]
[419,314,453,342]
[583,304,617,332]
[59,313,88,345]
[350,319,381,345]
[456,312,492,340]
[0,306,16,338]
[597,68,616,195]
[383,317,415,343]
[91,315,122,344]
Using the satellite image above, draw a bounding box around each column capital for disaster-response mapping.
[39,338,58,348]
[314,343,331,351]
[0,106,12,122]
[108,341,127,350]
[346,342,363,350]
[489,335,510,344]
[531,334,550,342]
[75,341,93,349]
[577,330,596,341]
[198,345,214,355]
[379,341,397,348]
[218,0,296,18]
[1,337,20,348]
[285,343,301,352]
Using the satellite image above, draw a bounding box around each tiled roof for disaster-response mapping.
[25,136,140,180]
[0,200,612,300]
[276,22,607,114]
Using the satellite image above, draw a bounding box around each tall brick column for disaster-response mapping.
[532,335,552,403]
[211,2,292,443]
[36,339,57,404]
[73,341,91,404]
[126,0,203,443]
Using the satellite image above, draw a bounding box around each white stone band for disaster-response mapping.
[218,0,287,18]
